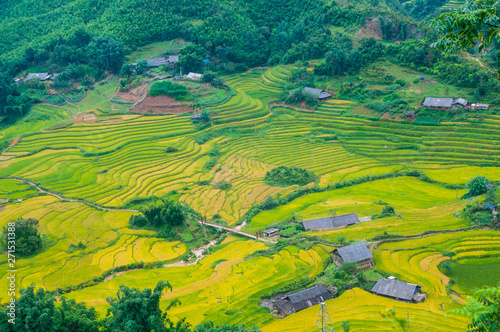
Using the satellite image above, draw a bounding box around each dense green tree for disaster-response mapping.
[178,44,205,73]
[130,200,186,228]
[105,281,190,332]
[464,176,490,198]
[120,64,134,78]
[1,218,42,256]
[0,287,101,332]
[94,37,124,74]
[136,60,149,75]
[428,0,500,75]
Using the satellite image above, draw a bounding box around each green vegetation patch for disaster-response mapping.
[149,81,190,100]
[449,258,500,293]
[264,166,317,187]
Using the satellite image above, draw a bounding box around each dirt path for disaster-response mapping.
[4,177,138,212]
[198,220,275,243]
[104,240,218,282]
[0,136,20,156]
[367,226,488,252]
[464,52,494,73]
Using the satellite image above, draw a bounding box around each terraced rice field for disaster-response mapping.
[262,288,469,332]
[249,176,468,238]
[64,238,331,327]
[0,196,185,294]
[1,64,500,331]
[375,231,500,298]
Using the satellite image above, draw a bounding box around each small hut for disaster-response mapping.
[332,242,374,269]
[273,285,333,316]
[371,277,426,303]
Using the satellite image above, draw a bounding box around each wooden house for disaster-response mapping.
[371,277,426,303]
[273,285,333,316]
[263,228,280,237]
[332,242,374,269]
[302,213,360,231]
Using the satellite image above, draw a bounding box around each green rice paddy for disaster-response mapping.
[1,63,500,330]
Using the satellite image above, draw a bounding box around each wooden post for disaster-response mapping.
[407,310,409,329]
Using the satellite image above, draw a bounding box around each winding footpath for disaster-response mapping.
[3,176,139,212]
[198,220,276,243]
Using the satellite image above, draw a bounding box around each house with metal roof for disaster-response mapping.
[146,57,169,68]
[192,114,203,120]
[371,277,426,303]
[26,73,51,81]
[453,98,468,107]
[332,242,374,269]
[472,103,490,110]
[263,228,280,237]
[423,97,468,109]
[168,55,179,62]
[304,87,332,101]
[273,285,333,316]
[302,213,360,231]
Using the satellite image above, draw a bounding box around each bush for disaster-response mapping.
[149,81,189,99]
[1,218,43,256]
[464,176,490,198]
[365,101,390,112]
[264,166,317,187]
[129,200,186,229]
[165,146,178,153]
[395,79,407,87]
[213,181,232,190]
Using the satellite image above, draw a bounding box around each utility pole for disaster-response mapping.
[407,310,410,329]
[315,302,335,332]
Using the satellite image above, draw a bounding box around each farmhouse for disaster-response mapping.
[168,55,179,63]
[302,213,360,231]
[332,242,374,269]
[304,87,332,101]
[273,285,333,316]
[147,57,169,67]
[187,72,202,81]
[263,228,280,237]
[26,73,51,81]
[371,277,426,303]
[471,103,490,110]
[192,114,203,120]
[422,97,468,109]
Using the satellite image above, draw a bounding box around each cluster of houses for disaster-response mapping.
[270,241,426,317]
[145,55,179,68]
[16,72,61,83]
[422,97,489,110]
[262,213,427,317]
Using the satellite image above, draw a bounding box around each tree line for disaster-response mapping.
[0,282,260,332]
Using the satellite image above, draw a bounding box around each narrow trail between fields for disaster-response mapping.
[0,136,20,156]
[104,240,218,282]
[464,52,494,73]
[367,226,489,252]
[197,220,275,243]
[3,177,139,213]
